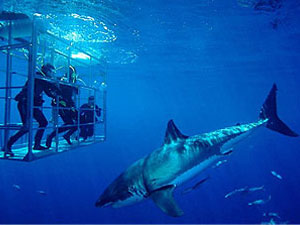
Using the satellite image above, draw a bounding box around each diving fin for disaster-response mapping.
[150,185,184,217]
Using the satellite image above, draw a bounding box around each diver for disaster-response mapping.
[3,63,61,157]
[46,65,79,147]
[79,96,101,140]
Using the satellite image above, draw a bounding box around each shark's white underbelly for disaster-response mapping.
[171,155,221,186]
[220,131,252,154]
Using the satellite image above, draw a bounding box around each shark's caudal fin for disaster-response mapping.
[259,84,298,137]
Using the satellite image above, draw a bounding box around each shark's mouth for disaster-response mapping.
[96,194,145,208]
[95,200,112,208]
[112,194,145,208]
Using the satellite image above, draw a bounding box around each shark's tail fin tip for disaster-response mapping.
[259,83,298,137]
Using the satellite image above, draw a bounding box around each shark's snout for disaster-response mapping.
[95,162,148,209]
[95,184,126,208]
[95,195,113,208]
[95,173,139,208]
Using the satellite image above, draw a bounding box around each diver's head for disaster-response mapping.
[88,96,95,106]
[67,65,77,83]
[41,63,56,78]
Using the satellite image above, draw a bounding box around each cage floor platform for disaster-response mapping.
[0,136,104,162]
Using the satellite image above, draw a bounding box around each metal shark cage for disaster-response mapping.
[0,14,107,161]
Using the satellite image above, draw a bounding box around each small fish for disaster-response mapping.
[213,159,228,168]
[248,195,271,206]
[225,185,265,199]
[271,171,282,180]
[182,177,209,195]
[269,213,280,219]
[263,212,281,219]
[222,149,233,156]
[37,190,47,195]
[249,185,265,192]
[13,184,21,191]
[225,186,248,198]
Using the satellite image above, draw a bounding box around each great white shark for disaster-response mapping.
[0,12,45,40]
[95,84,298,217]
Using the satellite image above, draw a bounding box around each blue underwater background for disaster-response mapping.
[1,0,300,223]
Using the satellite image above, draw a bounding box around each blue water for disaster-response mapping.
[1,0,300,223]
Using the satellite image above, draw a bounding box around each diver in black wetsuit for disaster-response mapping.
[3,63,61,157]
[79,96,101,140]
[46,66,79,147]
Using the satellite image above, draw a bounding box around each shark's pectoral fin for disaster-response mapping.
[150,185,184,217]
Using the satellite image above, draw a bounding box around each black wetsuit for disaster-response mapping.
[7,73,60,149]
[79,103,101,139]
[47,82,78,145]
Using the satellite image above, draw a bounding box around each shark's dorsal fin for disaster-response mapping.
[164,120,188,144]
[150,185,184,217]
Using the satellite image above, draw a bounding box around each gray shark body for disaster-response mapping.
[0,19,32,40]
[95,84,298,217]
[0,12,45,40]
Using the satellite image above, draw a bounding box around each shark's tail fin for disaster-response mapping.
[259,83,298,137]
